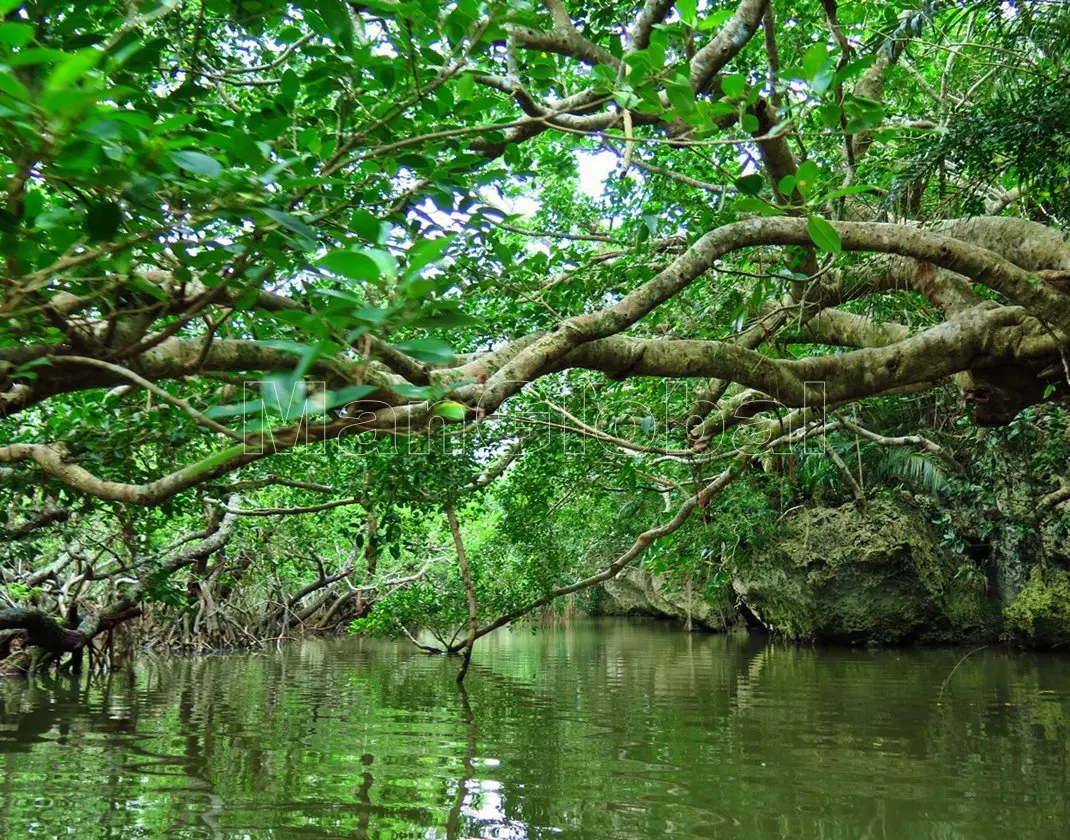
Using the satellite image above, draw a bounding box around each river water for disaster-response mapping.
[0,618,1068,838]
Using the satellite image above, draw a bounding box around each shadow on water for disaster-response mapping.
[0,619,1068,838]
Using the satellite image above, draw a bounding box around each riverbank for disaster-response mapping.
[596,492,1070,649]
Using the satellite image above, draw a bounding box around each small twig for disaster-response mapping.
[938,645,988,703]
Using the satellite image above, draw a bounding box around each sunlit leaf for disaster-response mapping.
[807,215,842,254]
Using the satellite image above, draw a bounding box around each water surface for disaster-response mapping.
[1,619,1068,838]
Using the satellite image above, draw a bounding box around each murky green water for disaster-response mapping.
[1,619,1069,838]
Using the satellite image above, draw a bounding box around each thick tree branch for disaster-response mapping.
[477,216,1070,416]
[630,0,675,50]
[689,0,768,92]
[8,216,1069,504]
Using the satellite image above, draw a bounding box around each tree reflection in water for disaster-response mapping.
[0,621,1067,839]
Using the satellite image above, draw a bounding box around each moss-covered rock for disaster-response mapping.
[1003,566,1070,649]
[731,493,999,644]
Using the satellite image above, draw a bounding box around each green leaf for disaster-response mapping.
[228,130,265,166]
[698,9,733,31]
[807,215,841,254]
[2,47,60,67]
[45,48,100,92]
[734,174,765,196]
[85,201,121,241]
[666,74,697,116]
[261,373,307,421]
[802,43,828,80]
[123,175,158,205]
[432,401,467,421]
[0,23,34,49]
[795,159,820,196]
[394,338,455,364]
[262,208,317,246]
[255,339,320,357]
[735,197,782,216]
[454,72,474,103]
[322,385,377,411]
[0,70,30,101]
[127,274,169,301]
[833,55,877,86]
[412,304,478,329]
[817,103,842,129]
[11,357,52,379]
[280,68,300,98]
[721,74,746,100]
[170,150,224,178]
[812,60,837,96]
[365,247,398,280]
[391,383,434,400]
[351,307,390,325]
[351,210,382,242]
[319,248,382,282]
[313,0,355,50]
[406,235,453,275]
[843,94,884,133]
[704,100,736,119]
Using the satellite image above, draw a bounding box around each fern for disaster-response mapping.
[868,448,952,494]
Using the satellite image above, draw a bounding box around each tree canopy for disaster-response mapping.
[1,0,1069,671]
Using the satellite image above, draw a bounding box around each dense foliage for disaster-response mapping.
[2,0,1069,673]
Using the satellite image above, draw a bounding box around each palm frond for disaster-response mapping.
[867,448,952,494]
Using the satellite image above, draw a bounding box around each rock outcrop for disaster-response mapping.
[598,489,1070,648]
[1003,566,1070,649]
[601,567,735,631]
[730,494,999,643]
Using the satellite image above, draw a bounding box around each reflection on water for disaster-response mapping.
[0,619,1069,838]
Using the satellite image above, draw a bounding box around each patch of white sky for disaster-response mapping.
[483,148,616,221]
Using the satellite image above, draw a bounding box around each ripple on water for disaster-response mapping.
[1,623,1069,839]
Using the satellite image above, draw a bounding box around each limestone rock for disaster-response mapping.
[602,567,734,631]
[731,493,998,643]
